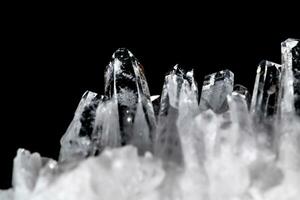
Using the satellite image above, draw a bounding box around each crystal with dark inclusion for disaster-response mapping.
[250,60,282,121]
[104,48,156,154]
[59,91,100,162]
[280,38,300,116]
[154,65,198,165]
[199,69,234,113]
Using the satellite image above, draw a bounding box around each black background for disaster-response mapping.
[1,6,299,188]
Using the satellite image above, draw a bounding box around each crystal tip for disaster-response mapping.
[112,48,134,60]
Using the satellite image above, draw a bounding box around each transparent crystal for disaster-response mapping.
[104,48,156,154]
[250,60,282,121]
[59,91,100,162]
[199,69,234,113]
[154,65,186,165]
[280,38,300,116]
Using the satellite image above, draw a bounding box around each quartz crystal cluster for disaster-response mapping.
[1,39,300,200]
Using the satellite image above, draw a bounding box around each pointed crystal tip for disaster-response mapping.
[112,48,134,61]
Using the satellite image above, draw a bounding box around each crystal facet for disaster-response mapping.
[199,69,234,113]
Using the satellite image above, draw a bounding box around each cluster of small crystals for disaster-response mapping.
[1,38,300,200]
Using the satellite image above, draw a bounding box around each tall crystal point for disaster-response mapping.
[104,48,156,154]
[250,60,281,121]
[59,91,100,162]
[154,65,198,165]
[280,38,300,116]
[199,69,234,113]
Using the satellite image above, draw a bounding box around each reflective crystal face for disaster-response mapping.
[199,69,234,113]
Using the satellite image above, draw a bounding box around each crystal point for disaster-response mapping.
[59,91,100,162]
[250,60,282,121]
[104,48,156,154]
[280,38,300,116]
[199,69,234,113]
[155,65,199,165]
